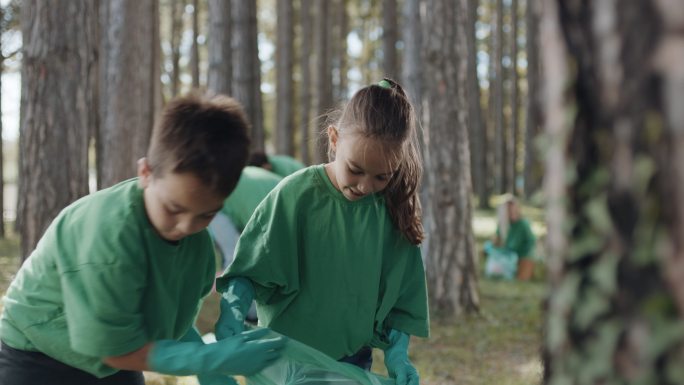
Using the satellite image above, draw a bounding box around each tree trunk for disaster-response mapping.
[170,0,182,97]
[423,0,479,316]
[402,0,423,120]
[232,0,264,150]
[276,0,294,156]
[99,0,159,188]
[207,0,231,96]
[337,0,349,100]
[510,0,519,195]
[191,0,200,89]
[494,0,504,193]
[467,0,488,209]
[382,0,398,79]
[544,0,684,383]
[18,0,97,258]
[299,0,313,164]
[314,0,332,164]
[0,11,4,239]
[523,0,541,198]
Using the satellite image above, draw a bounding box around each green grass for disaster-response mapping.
[0,228,20,296]
[410,280,544,385]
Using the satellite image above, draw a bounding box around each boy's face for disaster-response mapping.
[138,158,226,242]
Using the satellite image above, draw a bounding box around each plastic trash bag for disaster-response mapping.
[245,330,395,385]
[483,240,518,280]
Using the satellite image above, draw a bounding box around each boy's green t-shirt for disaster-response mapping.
[221,166,282,231]
[0,178,215,378]
[217,165,430,360]
[267,155,306,178]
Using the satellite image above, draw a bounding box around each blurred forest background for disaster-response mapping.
[2,0,684,384]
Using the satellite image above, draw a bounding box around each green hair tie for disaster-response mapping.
[378,79,392,89]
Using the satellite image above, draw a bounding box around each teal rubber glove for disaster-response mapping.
[149,328,285,377]
[216,277,255,340]
[178,327,238,385]
[383,329,419,385]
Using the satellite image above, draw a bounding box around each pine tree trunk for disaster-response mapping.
[314,0,332,164]
[544,0,684,382]
[232,0,264,150]
[18,0,97,258]
[99,0,159,189]
[401,0,422,107]
[299,0,313,164]
[523,0,541,197]
[207,0,231,96]
[191,0,200,89]
[510,0,519,195]
[337,0,349,100]
[467,0,488,209]
[0,16,5,239]
[276,0,294,156]
[493,0,504,193]
[170,0,182,97]
[423,0,479,316]
[382,0,398,79]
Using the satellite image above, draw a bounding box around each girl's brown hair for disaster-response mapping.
[332,78,424,244]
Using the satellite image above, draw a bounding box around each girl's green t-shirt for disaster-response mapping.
[217,165,429,360]
[0,178,215,378]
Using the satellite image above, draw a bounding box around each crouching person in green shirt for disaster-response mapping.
[0,94,286,385]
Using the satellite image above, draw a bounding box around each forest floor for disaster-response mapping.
[0,199,546,385]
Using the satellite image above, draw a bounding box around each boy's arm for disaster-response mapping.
[103,343,151,371]
[103,328,285,377]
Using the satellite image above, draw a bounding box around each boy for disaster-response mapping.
[0,93,285,385]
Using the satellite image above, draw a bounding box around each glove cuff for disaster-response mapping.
[148,340,205,376]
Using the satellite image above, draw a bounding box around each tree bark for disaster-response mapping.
[18,0,97,258]
[0,8,5,239]
[207,0,231,96]
[510,0,519,194]
[494,0,504,193]
[544,0,684,382]
[382,0,398,78]
[423,0,480,316]
[299,0,313,164]
[337,0,349,100]
[99,0,159,189]
[276,0,294,156]
[232,0,264,150]
[170,0,182,97]
[467,0,488,209]
[314,0,332,163]
[191,0,200,89]
[523,0,541,197]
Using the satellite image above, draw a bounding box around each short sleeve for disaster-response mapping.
[385,247,430,338]
[217,189,300,306]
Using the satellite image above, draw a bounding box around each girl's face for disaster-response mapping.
[138,158,225,242]
[326,128,401,201]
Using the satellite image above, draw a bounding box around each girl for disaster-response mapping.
[215,79,429,385]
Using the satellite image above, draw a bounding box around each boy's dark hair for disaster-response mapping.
[147,93,251,196]
[248,151,271,168]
